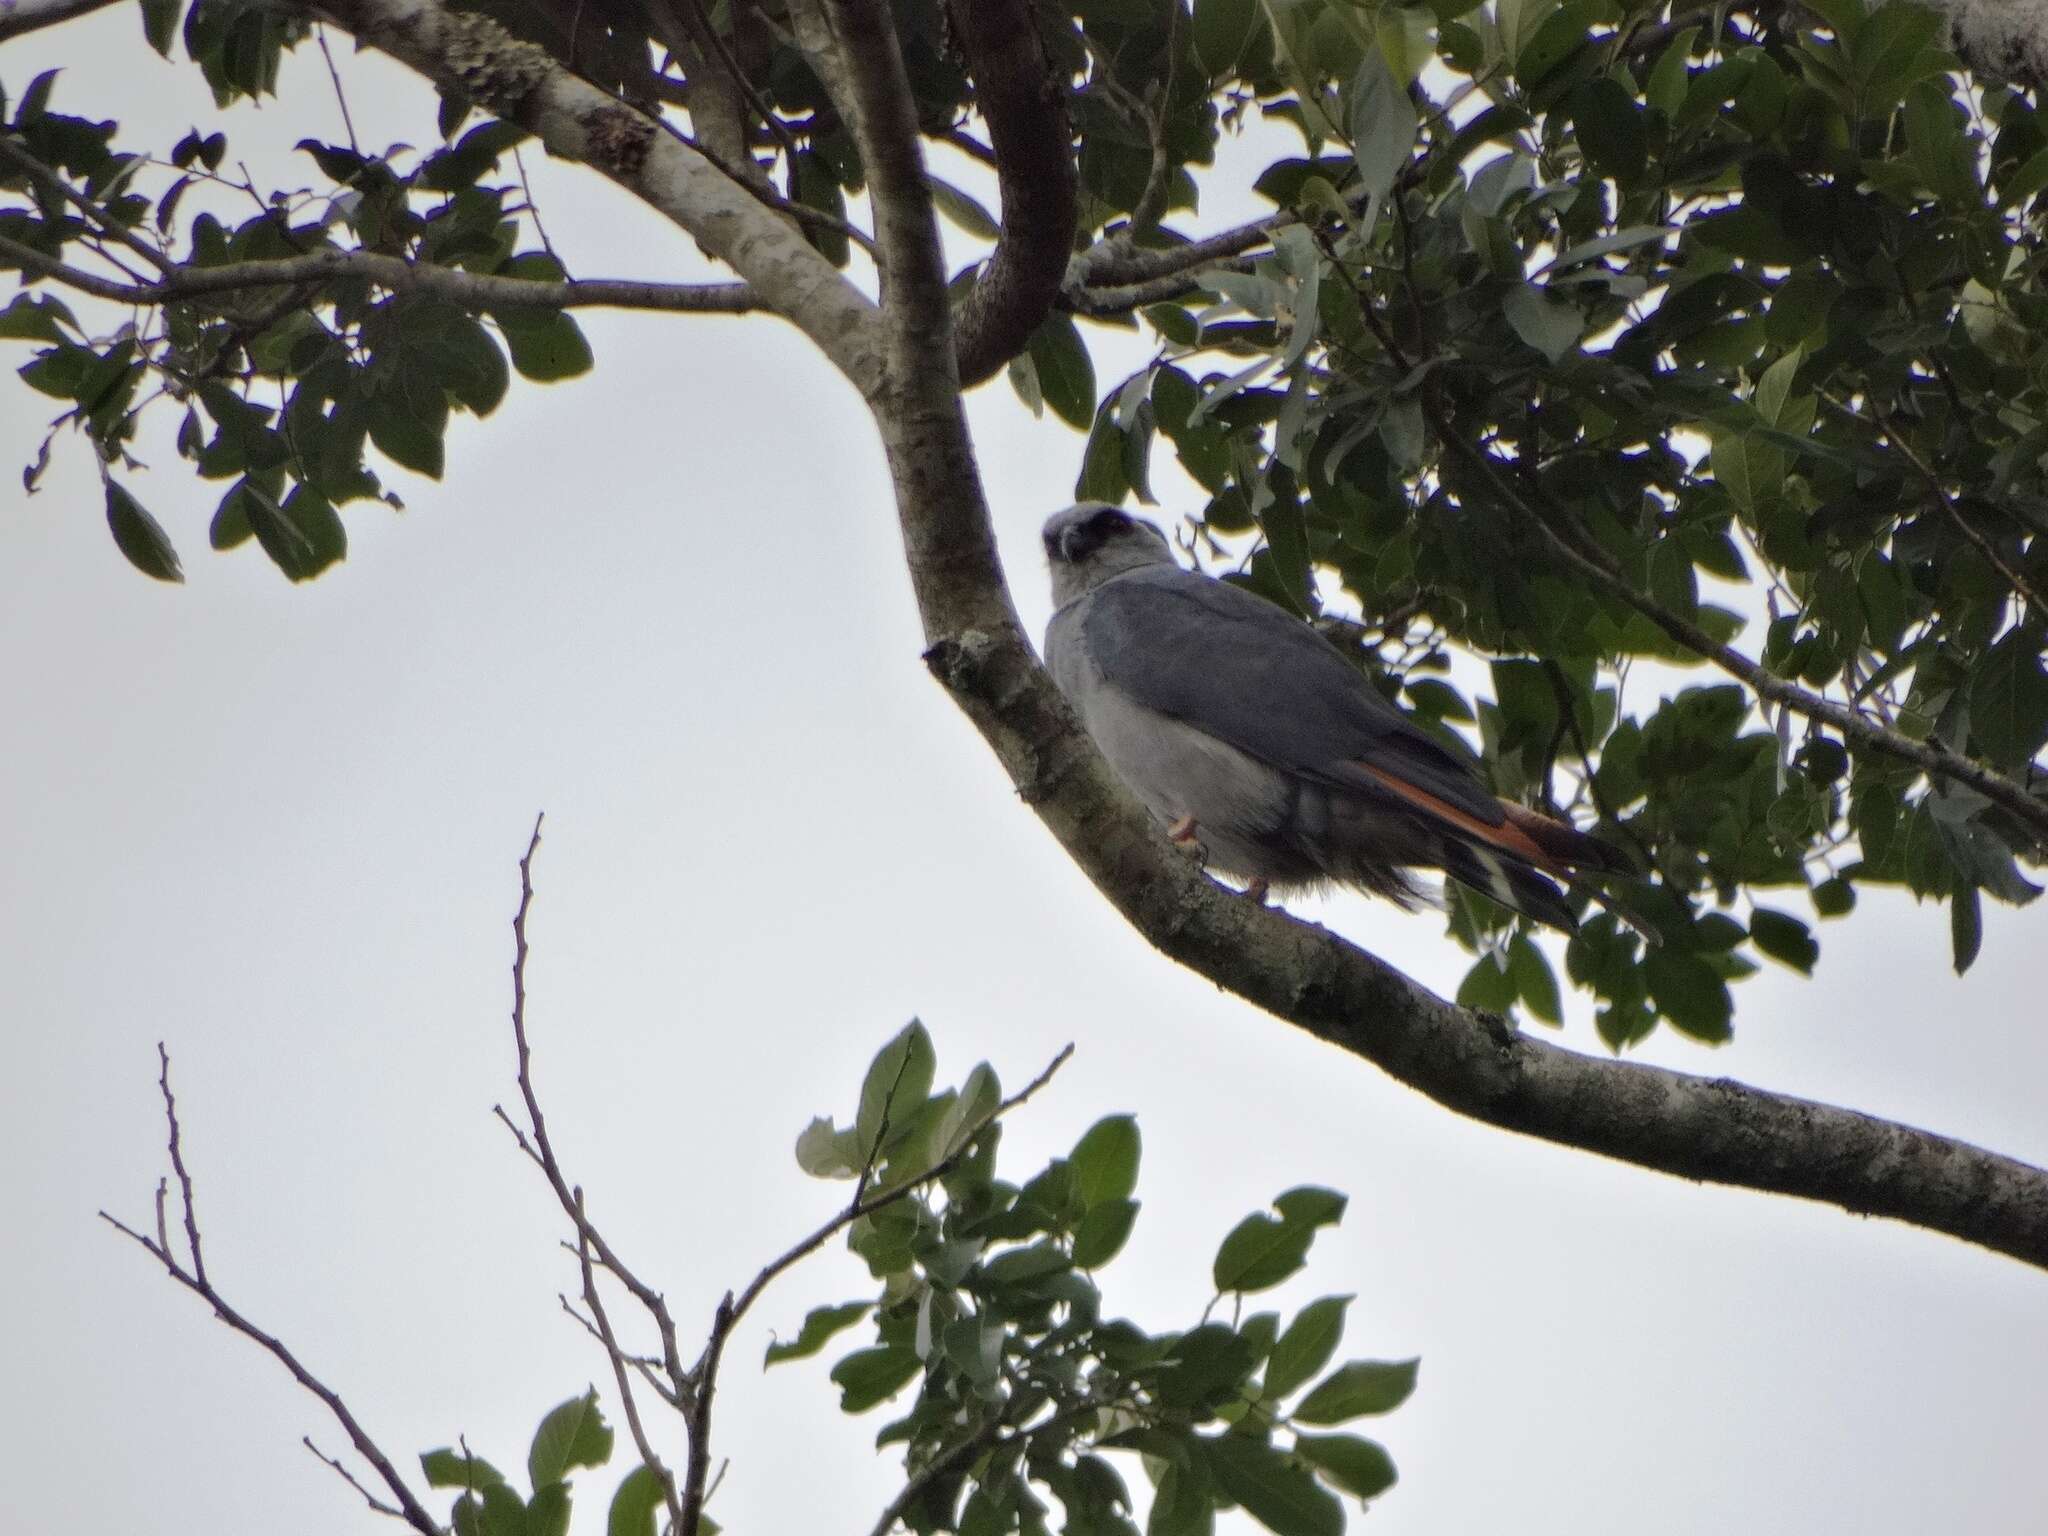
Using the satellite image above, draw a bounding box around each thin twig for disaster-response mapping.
[558,1296,681,1406]
[316,26,362,154]
[512,147,563,268]
[156,1043,206,1287]
[500,816,699,1413]
[100,1052,440,1536]
[1873,403,2048,628]
[303,1437,404,1520]
[0,231,760,314]
[575,1189,687,1536]
[0,137,171,271]
[866,1417,1004,1536]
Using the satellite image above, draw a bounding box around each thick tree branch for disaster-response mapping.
[943,0,1077,386]
[0,0,118,41]
[312,0,885,393]
[0,232,760,313]
[920,629,2048,1269]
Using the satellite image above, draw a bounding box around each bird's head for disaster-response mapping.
[1043,503,1175,606]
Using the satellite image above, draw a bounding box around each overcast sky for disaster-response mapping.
[4,13,2046,1536]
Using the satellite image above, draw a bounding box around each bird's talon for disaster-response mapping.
[1164,815,1209,869]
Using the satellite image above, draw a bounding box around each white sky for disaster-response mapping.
[3,12,2046,1536]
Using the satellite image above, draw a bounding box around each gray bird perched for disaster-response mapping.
[1042,501,1631,932]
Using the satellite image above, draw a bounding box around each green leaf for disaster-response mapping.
[1347,45,1417,219]
[1293,1358,1419,1423]
[1192,0,1257,75]
[830,1345,921,1413]
[495,310,593,382]
[479,1482,530,1536]
[141,0,182,55]
[421,1450,508,1490]
[20,344,98,400]
[1203,1435,1342,1536]
[1069,1115,1140,1208]
[794,1115,863,1178]
[928,175,999,239]
[1071,1197,1140,1268]
[1213,1213,1313,1293]
[1968,627,2048,770]
[1271,1187,1346,1228]
[1506,934,1563,1023]
[1145,304,1202,347]
[1264,1296,1352,1401]
[18,69,59,125]
[1148,1460,1216,1536]
[246,484,346,582]
[528,1483,570,1536]
[1028,314,1096,430]
[1813,877,1856,918]
[766,1300,873,1366]
[0,293,77,342]
[368,389,446,478]
[606,1465,667,1536]
[1293,1433,1397,1500]
[1569,76,1646,185]
[528,1390,613,1489]
[1951,883,1983,975]
[1503,282,1583,362]
[856,1020,937,1159]
[1157,1324,1259,1410]
[104,481,184,583]
[1643,948,1733,1043]
[1748,907,1818,974]
[1456,954,1516,1012]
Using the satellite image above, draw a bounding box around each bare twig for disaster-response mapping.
[303,1437,405,1521]
[99,1051,441,1536]
[574,1189,686,1536]
[155,1043,207,1287]
[558,1296,681,1405]
[497,815,697,1411]
[0,231,760,315]
[316,26,363,154]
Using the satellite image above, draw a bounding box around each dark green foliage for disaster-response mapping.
[765,1029,1410,1535]
[1048,0,2047,1025]
[4,0,2041,1030]
[0,67,579,582]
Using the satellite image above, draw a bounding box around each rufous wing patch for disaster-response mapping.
[1356,764,1571,875]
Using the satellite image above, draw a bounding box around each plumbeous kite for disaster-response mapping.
[1042,502,1630,931]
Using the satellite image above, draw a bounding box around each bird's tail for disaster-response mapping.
[1434,837,1580,932]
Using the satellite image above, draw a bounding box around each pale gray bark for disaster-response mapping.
[318,0,885,395]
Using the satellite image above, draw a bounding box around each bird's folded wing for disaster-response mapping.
[1077,567,1507,826]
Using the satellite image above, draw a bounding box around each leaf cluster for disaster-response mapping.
[2,63,587,582]
[1063,0,2047,1037]
[774,1023,1412,1536]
